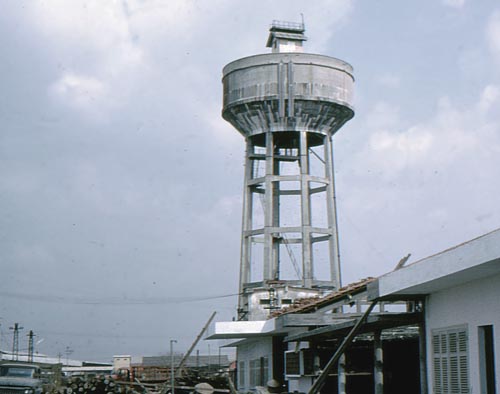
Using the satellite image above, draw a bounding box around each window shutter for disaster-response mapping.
[432,327,469,394]
[285,352,300,376]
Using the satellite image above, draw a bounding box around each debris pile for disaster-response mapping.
[49,376,143,394]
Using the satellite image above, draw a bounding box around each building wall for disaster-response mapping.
[113,355,131,371]
[248,287,324,321]
[426,271,500,393]
[237,337,273,392]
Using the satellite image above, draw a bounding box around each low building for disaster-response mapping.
[368,227,500,394]
[131,354,230,383]
[208,228,500,393]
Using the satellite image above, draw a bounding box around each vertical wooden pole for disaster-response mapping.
[374,330,384,394]
[338,353,346,394]
[419,322,428,394]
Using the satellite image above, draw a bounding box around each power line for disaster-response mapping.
[0,291,240,305]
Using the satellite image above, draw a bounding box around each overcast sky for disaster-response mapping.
[1,0,500,362]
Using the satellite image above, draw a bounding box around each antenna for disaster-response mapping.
[65,346,73,366]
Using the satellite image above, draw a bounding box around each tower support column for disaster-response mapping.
[263,131,277,281]
[299,131,313,287]
[324,135,342,289]
[238,139,254,318]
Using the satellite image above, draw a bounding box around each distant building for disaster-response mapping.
[0,351,82,366]
[130,354,230,382]
[113,355,132,371]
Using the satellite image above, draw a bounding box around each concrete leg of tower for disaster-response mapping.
[299,131,313,288]
[236,132,343,320]
[263,131,275,282]
[272,141,280,281]
[324,135,342,289]
[238,139,254,319]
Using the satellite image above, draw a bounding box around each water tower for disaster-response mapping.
[223,21,354,320]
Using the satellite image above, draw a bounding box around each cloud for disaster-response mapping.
[29,0,354,122]
[442,0,465,9]
[365,101,400,129]
[376,73,401,88]
[370,128,433,156]
[355,84,500,181]
[50,72,108,111]
[477,84,500,113]
[486,10,500,62]
[336,83,500,282]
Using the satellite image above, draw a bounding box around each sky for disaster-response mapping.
[1,0,500,362]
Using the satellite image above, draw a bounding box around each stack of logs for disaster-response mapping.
[47,376,143,394]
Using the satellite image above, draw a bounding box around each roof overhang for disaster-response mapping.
[285,312,422,342]
[368,228,500,301]
[206,319,284,340]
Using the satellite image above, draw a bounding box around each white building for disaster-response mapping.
[209,228,500,393]
[369,227,500,394]
[113,355,132,371]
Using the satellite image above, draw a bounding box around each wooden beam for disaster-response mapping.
[338,354,346,394]
[374,330,383,394]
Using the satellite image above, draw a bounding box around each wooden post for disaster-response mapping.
[419,322,428,394]
[338,353,346,394]
[374,330,383,394]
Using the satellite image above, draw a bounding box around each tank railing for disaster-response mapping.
[270,20,304,32]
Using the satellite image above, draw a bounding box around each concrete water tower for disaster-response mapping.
[223,21,355,320]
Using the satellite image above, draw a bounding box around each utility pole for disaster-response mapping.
[9,323,23,361]
[170,339,177,394]
[65,346,73,366]
[27,330,35,362]
[207,344,210,373]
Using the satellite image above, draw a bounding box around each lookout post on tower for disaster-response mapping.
[222,21,355,321]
